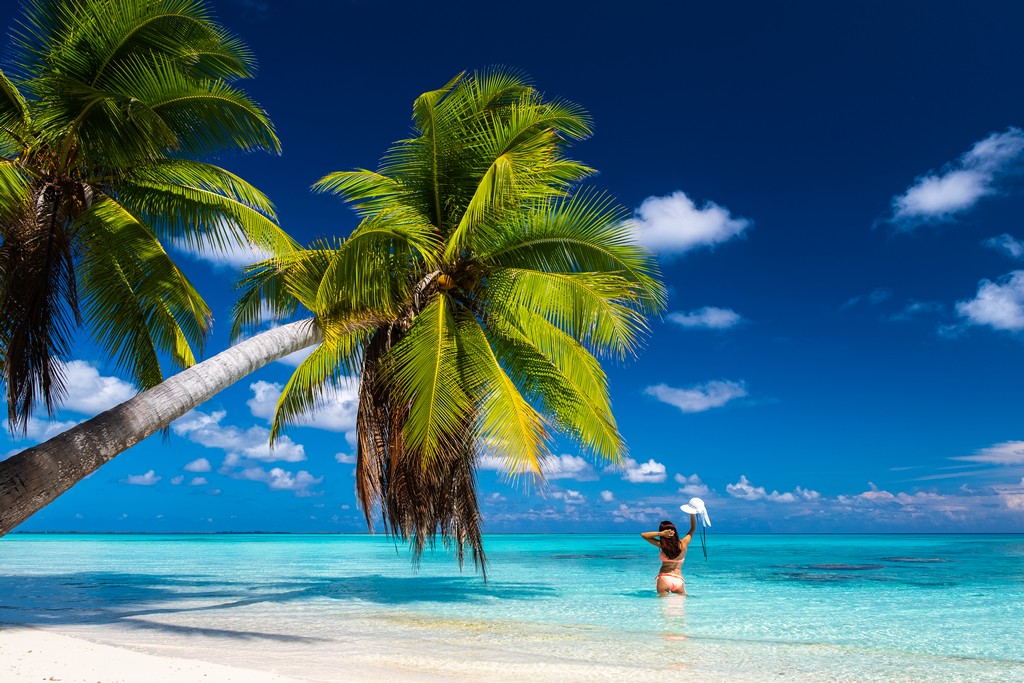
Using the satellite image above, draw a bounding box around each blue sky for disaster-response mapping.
[4,0,1024,533]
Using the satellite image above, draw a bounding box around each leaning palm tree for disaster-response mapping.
[235,70,666,568]
[0,71,665,567]
[0,0,295,433]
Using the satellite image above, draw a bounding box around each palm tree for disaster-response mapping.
[236,70,666,568]
[0,0,295,433]
[0,71,665,569]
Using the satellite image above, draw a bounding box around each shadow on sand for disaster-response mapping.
[0,571,555,642]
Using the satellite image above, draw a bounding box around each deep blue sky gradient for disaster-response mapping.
[3,0,1023,533]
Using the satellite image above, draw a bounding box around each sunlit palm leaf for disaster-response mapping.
[382,295,472,461]
[454,313,550,476]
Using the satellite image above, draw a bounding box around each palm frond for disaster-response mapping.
[314,209,440,318]
[312,169,408,218]
[0,162,31,223]
[485,267,649,360]
[0,184,79,431]
[478,190,666,314]
[269,325,363,442]
[77,196,211,386]
[381,294,472,462]
[117,159,296,256]
[454,313,550,476]
[484,310,623,463]
[0,69,30,146]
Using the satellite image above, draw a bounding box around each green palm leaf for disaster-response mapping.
[382,295,472,462]
[1,0,289,423]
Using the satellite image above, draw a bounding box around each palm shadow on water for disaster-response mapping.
[0,572,555,642]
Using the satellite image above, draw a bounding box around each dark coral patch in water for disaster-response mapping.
[882,557,951,563]
[807,564,884,571]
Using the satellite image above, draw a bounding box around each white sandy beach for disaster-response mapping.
[0,626,311,683]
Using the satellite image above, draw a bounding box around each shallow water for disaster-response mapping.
[1,534,1022,681]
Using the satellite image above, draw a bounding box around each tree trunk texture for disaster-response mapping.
[0,319,322,537]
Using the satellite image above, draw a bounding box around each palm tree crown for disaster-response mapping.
[239,70,666,570]
[0,0,295,431]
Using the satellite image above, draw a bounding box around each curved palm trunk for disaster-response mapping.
[0,319,322,537]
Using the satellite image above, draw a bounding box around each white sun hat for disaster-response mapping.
[680,497,711,527]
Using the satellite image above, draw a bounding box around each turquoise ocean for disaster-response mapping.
[1,533,1022,681]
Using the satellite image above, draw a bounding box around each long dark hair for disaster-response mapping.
[659,520,681,559]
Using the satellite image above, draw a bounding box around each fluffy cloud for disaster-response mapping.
[236,466,323,496]
[335,452,357,465]
[675,473,712,497]
[551,489,588,505]
[600,490,615,502]
[726,475,819,503]
[247,380,359,435]
[667,306,742,330]
[170,475,185,485]
[630,191,751,255]
[612,503,670,523]
[619,458,667,484]
[189,476,209,486]
[4,416,78,442]
[983,234,1024,260]
[123,470,160,486]
[955,441,1024,465]
[836,483,964,512]
[995,479,1024,511]
[891,128,1024,226]
[645,380,747,413]
[59,361,135,415]
[477,453,598,481]
[542,454,599,481]
[183,457,211,473]
[175,235,274,269]
[172,409,306,463]
[956,271,1024,331]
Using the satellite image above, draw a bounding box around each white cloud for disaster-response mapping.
[667,306,742,330]
[175,235,274,269]
[236,466,323,497]
[335,452,357,465]
[955,441,1024,465]
[619,458,667,484]
[276,345,318,367]
[189,476,209,486]
[59,361,135,415]
[841,287,893,310]
[4,416,78,442]
[247,380,359,435]
[123,470,160,486]
[612,502,670,523]
[675,473,712,497]
[645,380,747,413]
[170,475,185,485]
[891,128,1024,225]
[542,454,599,481]
[551,489,587,505]
[996,479,1024,511]
[630,191,751,255]
[172,409,306,463]
[837,484,963,512]
[183,457,211,473]
[600,490,615,502]
[726,475,819,503]
[956,271,1024,331]
[983,234,1024,260]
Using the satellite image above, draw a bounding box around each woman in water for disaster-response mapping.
[641,515,696,595]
